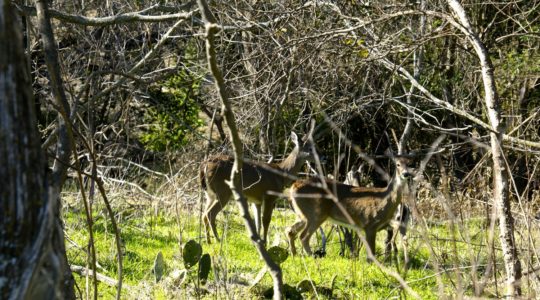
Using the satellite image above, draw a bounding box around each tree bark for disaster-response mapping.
[447,0,522,297]
[196,1,284,299]
[34,0,81,298]
[0,1,74,299]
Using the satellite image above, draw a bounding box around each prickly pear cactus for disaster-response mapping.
[267,246,289,265]
[170,269,188,286]
[153,251,165,282]
[263,284,302,300]
[296,279,316,293]
[198,253,211,284]
[182,240,202,269]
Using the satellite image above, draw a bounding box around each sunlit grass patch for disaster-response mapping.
[64,196,533,299]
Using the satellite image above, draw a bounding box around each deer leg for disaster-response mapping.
[251,203,262,236]
[261,197,276,245]
[337,227,345,257]
[202,191,214,243]
[365,229,377,263]
[391,228,399,261]
[384,227,395,261]
[204,201,223,243]
[299,221,324,256]
[338,227,355,257]
[402,234,409,268]
[353,231,361,258]
[315,227,327,257]
[385,218,400,261]
[204,189,231,243]
[343,228,356,257]
[287,220,305,256]
[398,206,410,267]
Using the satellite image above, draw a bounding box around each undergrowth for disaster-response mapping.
[63,187,540,299]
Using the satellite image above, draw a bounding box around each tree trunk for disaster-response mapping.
[0,1,75,299]
[447,0,522,297]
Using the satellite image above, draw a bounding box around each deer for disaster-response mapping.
[287,153,413,262]
[343,163,411,263]
[200,131,314,244]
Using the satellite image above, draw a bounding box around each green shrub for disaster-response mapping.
[140,70,203,151]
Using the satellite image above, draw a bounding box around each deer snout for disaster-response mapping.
[403,171,412,178]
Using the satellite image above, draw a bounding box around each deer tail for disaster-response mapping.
[200,163,207,191]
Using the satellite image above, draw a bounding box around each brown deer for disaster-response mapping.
[200,132,314,244]
[343,163,411,263]
[287,153,413,262]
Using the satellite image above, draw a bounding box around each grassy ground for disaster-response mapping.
[64,196,537,299]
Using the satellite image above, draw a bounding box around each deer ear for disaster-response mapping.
[384,148,394,158]
[290,132,299,146]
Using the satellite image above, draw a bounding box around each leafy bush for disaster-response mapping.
[140,70,203,151]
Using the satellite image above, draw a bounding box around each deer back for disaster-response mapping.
[201,131,314,200]
[291,175,407,231]
[201,155,310,204]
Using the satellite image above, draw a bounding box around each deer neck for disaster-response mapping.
[277,147,304,183]
[386,173,407,205]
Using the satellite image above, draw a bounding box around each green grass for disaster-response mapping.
[64,202,514,299]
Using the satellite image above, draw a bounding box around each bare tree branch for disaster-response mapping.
[196,0,284,299]
[380,57,540,149]
[16,3,196,26]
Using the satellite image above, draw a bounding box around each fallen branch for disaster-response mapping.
[71,265,129,289]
